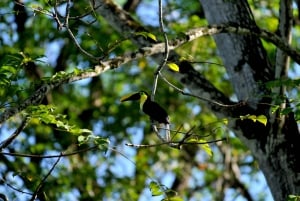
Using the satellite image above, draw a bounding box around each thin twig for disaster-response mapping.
[0,193,8,201]
[157,122,228,138]
[29,153,62,201]
[151,0,169,100]
[53,2,64,30]
[0,146,97,158]
[125,138,226,149]
[169,124,184,141]
[176,126,196,149]
[55,2,101,21]
[64,0,71,25]
[189,60,224,67]
[158,72,244,108]
[1,178,33,196]
[108,146,159,187]
[62,0,100,60]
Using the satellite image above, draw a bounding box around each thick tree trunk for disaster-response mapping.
[199,0,300,200]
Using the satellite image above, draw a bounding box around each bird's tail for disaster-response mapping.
[165,123,171,142]
[157,123,170,142]
[152,122,171,143]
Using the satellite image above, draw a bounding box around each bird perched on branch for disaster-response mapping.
[120,91,170,141]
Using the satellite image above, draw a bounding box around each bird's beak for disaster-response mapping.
[120,92,141,102]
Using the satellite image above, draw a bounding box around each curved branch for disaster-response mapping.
[0,146,97,158]
[152,0,169,99]
[0,194,8,201]
[0,116,30,149]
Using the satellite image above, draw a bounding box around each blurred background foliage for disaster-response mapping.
[0,0,299,200]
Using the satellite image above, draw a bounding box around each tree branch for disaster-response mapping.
[151,0,169,99]
[0,116,30,149]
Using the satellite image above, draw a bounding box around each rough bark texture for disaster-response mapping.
[199,0,300,200]
[200,0,273,107]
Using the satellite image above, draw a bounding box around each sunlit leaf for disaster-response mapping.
[135,31,157,41]
[271,105,280,114]
[199,139,213,157]
[239,115,246,121]
[188,138,213,157]
[78,135,88,145]
[256,115,268,126]
[149,181,164,196]
[246,115,257,122]
[287,194,300,201]
[240,114,267,126]
[221,118,228,125]
[146,33,157,42]
[71,128,93,135]
[167,63,180,72]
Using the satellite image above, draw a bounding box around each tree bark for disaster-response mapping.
[199,0,300,200]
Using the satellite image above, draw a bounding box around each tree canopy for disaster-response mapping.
[0,0,300,201]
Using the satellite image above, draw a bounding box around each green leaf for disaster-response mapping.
[78,135,88,145]
[240,114,268,126]
[187,139,213,157]
[167,63,180,72]
[26,105,93,135]
[271,105,280,114]
[149,181,164,196]
[281,107,293,115]
[245,114,257,122]
[287,194,300,201]
[256,115,268,126]
[0,65,17,75]
[221,118,228,125]
[135,31,157,41]
[73,67,83,75]
[70,128,93,135]
[78,134,109,151]
[266,78,300,88]
[146,33,157,42]
[165,189,178,198]
[198,139,213,157]
[94,136,110,151]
